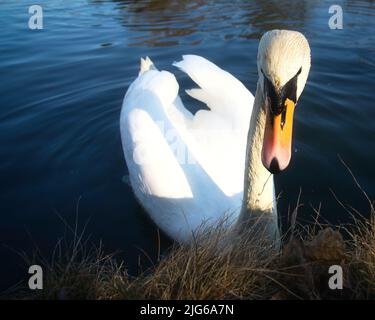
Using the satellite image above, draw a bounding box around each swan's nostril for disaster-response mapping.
[269,158,281,174]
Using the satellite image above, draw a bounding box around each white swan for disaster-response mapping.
[120,30,311,243]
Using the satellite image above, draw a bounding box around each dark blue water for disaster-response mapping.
[0,0,374,291]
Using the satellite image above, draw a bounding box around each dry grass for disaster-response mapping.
[11,222,129,300]
[7,160,375,300]
[7,208,375,300]
[125,221,280,300]
[345,213,375,299]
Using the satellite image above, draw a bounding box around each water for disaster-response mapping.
[0,0,374,291]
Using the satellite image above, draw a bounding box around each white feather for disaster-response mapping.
[120,55,254,242]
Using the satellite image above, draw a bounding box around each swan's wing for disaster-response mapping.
[173,55,254,196]
[121,67,195,200]
[121,56,255,241]
[173,55,254,126]
[121,63,233,241]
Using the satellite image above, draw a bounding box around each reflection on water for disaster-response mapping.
[0,0,374,291]
[108,0,318,46]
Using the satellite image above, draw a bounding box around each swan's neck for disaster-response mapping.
[236,82,277,235]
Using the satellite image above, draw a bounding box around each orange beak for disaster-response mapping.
[262,98,296,174]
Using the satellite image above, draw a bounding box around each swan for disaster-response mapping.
[120,30,311,243]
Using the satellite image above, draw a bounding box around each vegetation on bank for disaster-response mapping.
[7,166,375,300]
[9,206,374,300]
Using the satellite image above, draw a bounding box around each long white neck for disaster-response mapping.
[235,81,278,237]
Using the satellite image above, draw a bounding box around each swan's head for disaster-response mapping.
[257,30,311,174]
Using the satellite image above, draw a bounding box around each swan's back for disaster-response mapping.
[120,55,254,242]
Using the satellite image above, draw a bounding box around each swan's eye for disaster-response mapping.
[263,75,282,115]
[281,68,301,104]
[263,66,302,116]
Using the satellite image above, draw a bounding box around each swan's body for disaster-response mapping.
[120,55,262,242]
[120,30,311,243]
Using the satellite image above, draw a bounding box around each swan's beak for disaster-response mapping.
[262,98,295,174]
